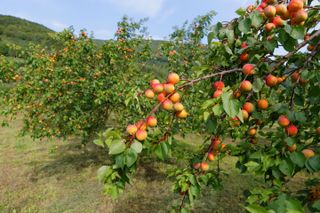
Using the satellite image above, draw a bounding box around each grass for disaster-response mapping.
[0,118,277,213]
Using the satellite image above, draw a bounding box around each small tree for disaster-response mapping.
[4,17,153,142]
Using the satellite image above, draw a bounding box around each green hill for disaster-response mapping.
[0,15,165,57]
[0,15,58,55]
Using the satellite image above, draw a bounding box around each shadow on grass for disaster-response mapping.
[27,140,111,181]
[27,139,176,184]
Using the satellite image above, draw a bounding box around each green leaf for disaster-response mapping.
[285,25,306,40]
[131,141,143,153]
[285,198,304,212]
[226,30,235,44]
[294,112,306,123]
[93,139,105,148]
[245,161,261,172]
[306,156,320,172]
[285,137,296,147]
[237,108,244,123]
[202,99,218,109]
[278,29,297,52]
[225,45,233,55]
[238,18,252,33]
[222,91,240,118]
[207,32,215,44]
[279,159,294,176]
[206,117,218,134]
[181,208,189,213]
[253,78,264,92]
[155,142,169,161]
[188,189,194,205]
[97,166,112,183]
[312,200,320,211]
[284,25,292,35]
[203,111,210,121]
[189,174,197,185]
[109,185,120,199]
[192,65,210,73]
[290,152,305,168]
[245,204,274,213]
[283,37,297,52]
[261,155,274,172]
[269,194,287,213]
[250,11,264,28]
[291,26,306,40]
[208,22,222,43]
[190,185,200,198]
[212,104,223,116]
[115,154,125,169]
[125,149,138,167]
[264,40,278,52]
[236,8,246,16]
[109,139,126,155]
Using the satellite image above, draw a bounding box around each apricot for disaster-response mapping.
[242,64,255,76]
[136,129,147,141]
[278,115,290,127]
[127,124,138,135]
[286,124,298,136]
[167,72,180,85]
[146,116,157,127]
[257,99,269,110]
[240,80,252,92]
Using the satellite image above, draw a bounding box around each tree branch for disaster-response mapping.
[272,29,320,72]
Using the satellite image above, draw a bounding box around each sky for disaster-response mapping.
[0,0,256,40]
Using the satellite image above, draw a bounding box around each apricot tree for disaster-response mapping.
[3,17,153,141]
[97,0,320,212]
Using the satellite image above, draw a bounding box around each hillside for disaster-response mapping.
[0,15,164,57]
[0,15,58,55]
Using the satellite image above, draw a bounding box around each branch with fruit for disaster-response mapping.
[97,0,320,212]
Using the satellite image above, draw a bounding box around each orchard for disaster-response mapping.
[0,0,319,212]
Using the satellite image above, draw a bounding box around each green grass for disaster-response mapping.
[4,117,309,212]
[0,118,265,213]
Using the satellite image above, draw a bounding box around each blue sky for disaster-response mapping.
[1,0,256,40]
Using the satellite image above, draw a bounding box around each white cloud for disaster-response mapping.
[106,0,165,17]
[10,12,32,20]
[51,21,69,31]
[151,35,165,40]
[156,8,175,23]
[234,0,256,7]
[94,29,113,39]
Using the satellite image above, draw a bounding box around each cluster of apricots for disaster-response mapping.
[255,0,308,32]
[291,70,309,85]
[213,34,317,152]
[192,137,226,171]
[127,72,188,141]
[240,41,250,63]
[127,117,155,141]
[278,115,318,158]
[278,115,298,140]
[212,80,224,98]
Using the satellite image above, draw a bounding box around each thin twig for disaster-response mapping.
[271,29,320,72]
[179,188,188,210]
[289,40,320,109]
[302,40,320,69]
[305,6,320,10]
[143,68,242,120]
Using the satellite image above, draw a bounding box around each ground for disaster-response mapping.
[0,118,278,213]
